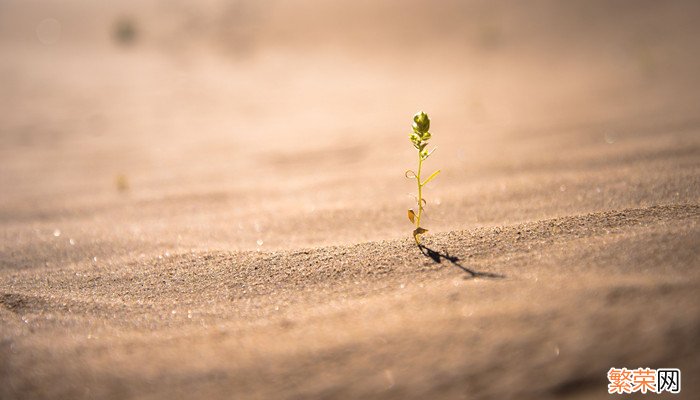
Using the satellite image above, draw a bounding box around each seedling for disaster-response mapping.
[406,111,440,244]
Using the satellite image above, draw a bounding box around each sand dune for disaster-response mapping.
[2,205,699,399]
[1,1,699,399]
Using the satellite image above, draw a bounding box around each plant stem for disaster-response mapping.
[416,151,423,229]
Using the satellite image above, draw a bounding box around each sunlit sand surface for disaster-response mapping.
[1,1,699,398]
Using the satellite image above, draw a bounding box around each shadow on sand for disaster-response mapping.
[418,244,505,279]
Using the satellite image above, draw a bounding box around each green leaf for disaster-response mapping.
[413,111,430,133]
[408,209,415,223]
[421,170,441,186]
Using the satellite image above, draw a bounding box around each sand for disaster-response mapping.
[1,1,699,399]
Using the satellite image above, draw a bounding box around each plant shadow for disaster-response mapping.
[418,244,505,279]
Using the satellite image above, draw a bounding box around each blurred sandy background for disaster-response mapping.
[1,1,699,399]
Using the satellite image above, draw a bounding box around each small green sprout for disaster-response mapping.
[406,111,440,245]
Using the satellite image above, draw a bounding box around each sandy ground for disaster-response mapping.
[1,1,699,399]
